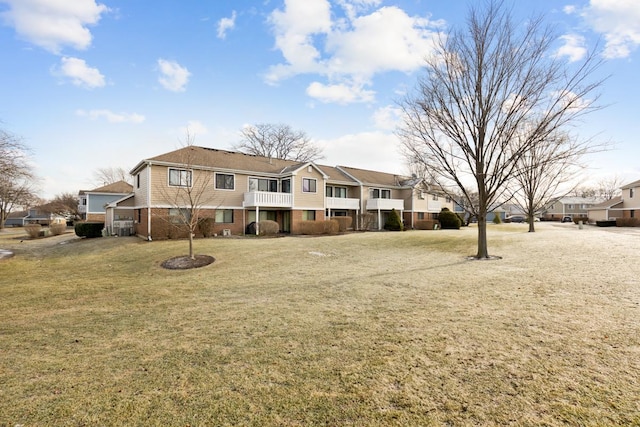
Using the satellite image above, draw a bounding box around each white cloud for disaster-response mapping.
[372,105,402,131]
[157,59,191,92]
[306,81,375,104]
[266,0,443,104]
[54,56,105,88]
[319,131,405,174]
[0,0,109,54]
[577,0,640,59]
[217,11,237,39]
[180,120,209,137]
[76,109,145,123]
[555,34,587,62]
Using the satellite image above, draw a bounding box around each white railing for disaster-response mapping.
[366,198,404,211]
[326,197,360,210]
[244,191,293,208]
[78,205,87,213]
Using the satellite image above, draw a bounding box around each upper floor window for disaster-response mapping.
[326,186,347,198]
[136,174,140,189]
[249,177,278,192]
[567,204,574,209]
[370,188,391,199]
[215,173,235,190]
[432,194,439,201]
[302,178,317,193]
[631,188,635,198]
[169,168,192,187]
[282,179,291,193]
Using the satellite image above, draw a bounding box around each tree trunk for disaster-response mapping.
[188,231,194,260]
[528,215,535,232]
[476,211,489,259]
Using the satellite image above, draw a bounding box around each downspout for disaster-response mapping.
[147,163,152,241]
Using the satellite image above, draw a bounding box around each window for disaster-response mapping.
[302,178,316,193]
[432,194,439,201]
[215,173,234,190]
[169,168,192,187]
[215,209,234,223]
[136,174,140,189]
[282,179,291,193]
[169,208,190,223]
[249,177,278,192]
[418,212,425,220]
[567,204,574,209]
[631,188,635,198]
[326,186,347,198]
[303,210,316,220]
[371,188,391,199]
[135,209,141,223]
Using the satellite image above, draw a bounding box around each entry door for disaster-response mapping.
[282,211,291,233]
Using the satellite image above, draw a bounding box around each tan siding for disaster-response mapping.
[623,188,640,209]
[133,167,149,206]
[293,168,325,208]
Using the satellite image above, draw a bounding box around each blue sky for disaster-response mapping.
[1,0,639,199]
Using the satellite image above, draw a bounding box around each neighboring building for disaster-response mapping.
[24,204,66,225]
[4,210,29,227]
[542,196,601,221]
[117,146,454,240]
[587,178,640,221]
[78,181,134,222]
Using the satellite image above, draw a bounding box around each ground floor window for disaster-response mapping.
[303,210,316,221]
[327,210,348,217]
[418,212,425,220]
[248,210,277,223]
[135,209,141,223]
[169,208,190,223]
[215,209,234,223]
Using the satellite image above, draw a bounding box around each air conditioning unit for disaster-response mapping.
[222,229,231,236]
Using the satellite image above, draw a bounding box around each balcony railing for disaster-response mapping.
[244,191,293,208]
[326,197,360,210]
[366,198,404,211]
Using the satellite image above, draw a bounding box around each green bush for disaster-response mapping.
[258,220,279,236]
[384,208,404,231]
[438,208,461,229]
[492,214,502,224]
[331,216,352,232]
[415,220,439,230]
[74,222,104,238]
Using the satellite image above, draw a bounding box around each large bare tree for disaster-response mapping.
[47,192,81,220]
[234,123,323,162]
[398,0,603,259]
[509,130,594,232]
[0,128,38,229]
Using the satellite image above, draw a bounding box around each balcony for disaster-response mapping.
[427,199,442,212]
[366,198,404,211]
[243,191,292,208]
[326,197,360,210]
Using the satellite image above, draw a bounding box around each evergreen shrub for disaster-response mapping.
[384,208,403,231]
[438,208,461,229]
[74,222,104,238]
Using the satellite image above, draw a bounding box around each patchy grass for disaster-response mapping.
[0,224,639,426]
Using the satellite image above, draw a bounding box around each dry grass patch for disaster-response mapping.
[0,224,639,425]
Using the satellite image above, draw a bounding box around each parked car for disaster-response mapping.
[561,216,572,223]
[506,215,525,223]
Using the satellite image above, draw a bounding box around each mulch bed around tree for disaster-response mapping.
[161,255,215,270]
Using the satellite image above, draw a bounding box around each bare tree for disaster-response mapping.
[92,166,131,186]
[597,175,623,200]
[509,131,592,232]
[158,132,216,260]
[234,123,324,162]
[0,128,38,229]
[398,0,603,259]
[47,192,81,220]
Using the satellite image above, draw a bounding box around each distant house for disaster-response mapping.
[542,196,601,221]
[78,181,134,222]
[4,210,29,227]
[24,204,66,226]
[587,178,640,221]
